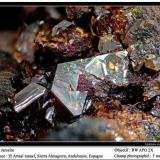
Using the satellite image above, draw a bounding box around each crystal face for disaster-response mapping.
[98,35,123,53]
[51,50,128,116]
[52,20,75,36]
[45,107,56,125]
[14,83,46,113]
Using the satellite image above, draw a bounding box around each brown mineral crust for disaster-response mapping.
[34,26,92,57]
[93,104,159,141]
[66,6,91,19]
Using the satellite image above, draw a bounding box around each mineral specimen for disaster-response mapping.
[0,6,160,142]
[14,83,46,113]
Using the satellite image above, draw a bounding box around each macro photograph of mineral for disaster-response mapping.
[0,5,159,142]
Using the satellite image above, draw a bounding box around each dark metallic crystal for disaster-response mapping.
[14,83,46,113]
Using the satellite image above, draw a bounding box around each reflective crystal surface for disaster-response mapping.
[14,83,46,113]
[45,107,56,125]
[52,20,75,36]
[98,35,123,53]
[52,50,128,116]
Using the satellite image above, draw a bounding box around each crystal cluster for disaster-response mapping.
[0,6,160,142]
[51,50,129,116]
